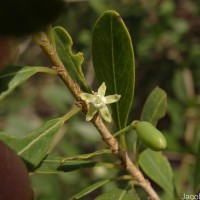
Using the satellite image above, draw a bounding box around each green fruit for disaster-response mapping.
[135,121,167,151]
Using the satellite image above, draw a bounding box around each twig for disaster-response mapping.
[33,33,160,200]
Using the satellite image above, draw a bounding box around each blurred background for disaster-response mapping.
[0,0,200,199]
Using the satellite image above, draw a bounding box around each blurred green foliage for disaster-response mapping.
[0,0,200,199]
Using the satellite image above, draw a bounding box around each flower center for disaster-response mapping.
[91,94,106,108]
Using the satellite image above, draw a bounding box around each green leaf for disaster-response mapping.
[0,66,56,101]
[193,142,200,193]
[53,26,90,92]
[92,10,135,129]
[160,191,177,200]
[95,188,140,200]
[34,154,97,173]
[141,87,167,126]
[61,149,111,162]
[139,149,174,194]
[0,118,63,169]
[172,70,187,103]
[71,179,110,200]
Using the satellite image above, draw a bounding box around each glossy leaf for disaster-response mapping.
[141,87,167,126]
[53,26,90,92]
[34,155,97,173]
[139,149,174,194]
[0,66,56,101]
[71,179,110,200]
[0,118,63,169]
[95,188,140,200]
[92,10,135,129]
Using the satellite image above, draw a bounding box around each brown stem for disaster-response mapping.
[33,33,160,200]
[93,116,159,200]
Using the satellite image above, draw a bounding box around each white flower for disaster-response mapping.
[80,82,121,123]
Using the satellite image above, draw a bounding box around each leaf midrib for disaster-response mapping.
[110,14,121,129]
[150,92,166,124]
[0,67,37,79]
[118,190,126,200]
[18,120,61,155]
[144,152,173,193]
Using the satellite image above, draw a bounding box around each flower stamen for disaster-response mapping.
[80,82,121,123]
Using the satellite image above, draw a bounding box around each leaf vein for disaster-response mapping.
[18,121,61,155]
[145,153,172,192]
[110,14,121,129]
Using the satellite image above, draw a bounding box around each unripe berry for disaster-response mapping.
[135,121,167,151]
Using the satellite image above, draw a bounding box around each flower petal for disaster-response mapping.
[99,106,112,123]
[86,106,98,121]
[97,82,106,96]
[80,93,94,102]
[105,94,121,104]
